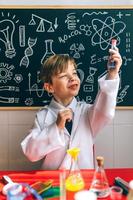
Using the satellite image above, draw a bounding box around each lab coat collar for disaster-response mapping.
[44,97,77,125]
[49,97,77,114]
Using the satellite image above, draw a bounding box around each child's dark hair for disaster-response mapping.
[40,54,77,83]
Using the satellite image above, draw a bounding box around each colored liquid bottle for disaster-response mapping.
[90,156,110,198]
[65,147,85,192]
[108,39,117,69]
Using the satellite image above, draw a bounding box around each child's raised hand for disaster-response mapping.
[56,108,73,130]
[107,47,122,80]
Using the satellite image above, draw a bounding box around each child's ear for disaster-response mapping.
[43,83,54,93]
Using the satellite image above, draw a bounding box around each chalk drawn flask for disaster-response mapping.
[41,39,55,64]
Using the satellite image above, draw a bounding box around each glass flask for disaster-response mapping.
[65,147,85,192]
[89,156,110,198]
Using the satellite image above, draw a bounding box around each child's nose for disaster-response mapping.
[68,74,75,81]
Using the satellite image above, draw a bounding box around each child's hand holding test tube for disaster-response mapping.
[108,39,117,69]
[107,39,122,80]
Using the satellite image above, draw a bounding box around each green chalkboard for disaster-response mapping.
[0,6,133,108]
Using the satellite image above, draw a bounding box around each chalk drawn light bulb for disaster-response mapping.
[0,19,16,58]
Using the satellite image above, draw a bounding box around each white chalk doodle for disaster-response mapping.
[83,84,93,92]
[86,96,93,103]
[58,30,82,44]
[90,54,108,65]
[80,24,92,36]
[117,85,130,103]
[19,25,25,47]
[0,63,14,83]
[29,14,57,32]
[82,11,108,17]
[0,86,19,92]
[20,37,37,68]
[65,13,79,30]
[86,67,97,84]
[41,39,55,64]
[14,74,23,84]
[91,16,126,50]
[123,56,132,66]
[25,98,34,106]
[27,73,44,98]
[0,19,16,58]
[70,43,85,59]
[0,96,15,103]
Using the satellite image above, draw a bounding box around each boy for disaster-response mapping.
[21,50,122,170]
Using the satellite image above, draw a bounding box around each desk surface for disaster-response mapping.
[0,168,133,200]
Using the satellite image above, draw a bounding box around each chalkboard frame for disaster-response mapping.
[0,5,133,110]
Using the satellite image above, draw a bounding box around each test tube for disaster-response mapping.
[108,39,117,69]
[60,170,66,200]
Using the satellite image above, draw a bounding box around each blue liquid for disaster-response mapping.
[108,61,115,69]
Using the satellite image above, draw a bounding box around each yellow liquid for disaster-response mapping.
[65,174,85,192]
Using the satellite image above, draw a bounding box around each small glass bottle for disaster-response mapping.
[127,180,133,200]
[108,39,117,69]
[65,147,85,192]
[111,39,117,50]
[89,156,110,198]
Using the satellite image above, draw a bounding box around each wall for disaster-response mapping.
[0,0,133,170]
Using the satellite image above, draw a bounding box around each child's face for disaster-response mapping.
[44,61,80,105]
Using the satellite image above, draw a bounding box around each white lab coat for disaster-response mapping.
[21,75,119,170]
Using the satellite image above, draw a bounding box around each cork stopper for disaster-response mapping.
[96,156,104,167]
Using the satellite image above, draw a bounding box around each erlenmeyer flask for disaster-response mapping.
[65,147,85,192]
[90,156,110,198]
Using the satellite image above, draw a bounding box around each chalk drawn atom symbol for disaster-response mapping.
[91,16,126,50]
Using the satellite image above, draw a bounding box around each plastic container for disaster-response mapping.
[74,190,97,200]
[7,184,26,200]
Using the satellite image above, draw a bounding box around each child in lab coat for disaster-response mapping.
[21,50,122,170]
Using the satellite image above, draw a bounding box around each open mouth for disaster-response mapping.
[68,84,78,90]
